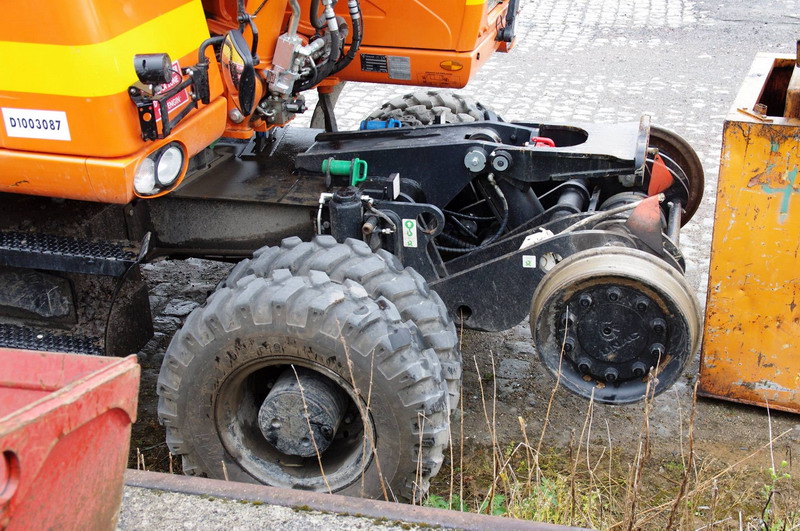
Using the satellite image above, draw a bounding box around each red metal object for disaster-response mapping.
[531,136,556,147]
[0,349,139,530]
[624,194,665,253]
[647,152,674,195]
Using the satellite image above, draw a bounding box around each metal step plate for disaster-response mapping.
[0,323,103,356]
[0,231,138,276]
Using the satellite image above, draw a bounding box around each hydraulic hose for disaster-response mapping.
[297,0,362,92]
[310,0,326,30]
[296,0,342,92]
[331,0,362,74]
[435,175,510,254]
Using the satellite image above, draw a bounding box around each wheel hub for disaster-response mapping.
[258,367,348,457]
[561,283,669,382]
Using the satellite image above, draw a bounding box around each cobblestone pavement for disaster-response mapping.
[134,0,800,494]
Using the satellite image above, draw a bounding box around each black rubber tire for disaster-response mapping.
[157,270,450,501]
[365,89,499,126]
[222,236,462,412]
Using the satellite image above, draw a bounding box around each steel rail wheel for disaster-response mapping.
[648,125,705,225]
[158,270,449,500]
[531,247,701,404]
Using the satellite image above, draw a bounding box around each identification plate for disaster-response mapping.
[2,108,71,141]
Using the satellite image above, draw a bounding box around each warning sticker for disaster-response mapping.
[419,72,462,87]
[387,56,411,80]
[361,54,388,73]
[153,60,189,122]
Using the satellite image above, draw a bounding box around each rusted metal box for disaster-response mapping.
[0,349,140,529]
[699,52,800,413]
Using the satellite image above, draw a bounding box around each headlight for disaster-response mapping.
[133,157,157,195]
[156,145,184,186]
[134,143,185,197]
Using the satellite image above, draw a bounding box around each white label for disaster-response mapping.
[402,218,418,248]
[2,108,71,141]
[522,255,537,268]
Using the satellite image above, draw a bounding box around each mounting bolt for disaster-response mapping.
[562,312,575,328]
[464,149,487,173]
[579,294,592,308]
[577,358,592,374]
[604,367,619,382]
[607,287,621,302]
[650,343,665,359]
[636,299,649,312]
[563,337,575,353]
[631,362,648,378]
[651,318,666,334]
[229,109,245,123]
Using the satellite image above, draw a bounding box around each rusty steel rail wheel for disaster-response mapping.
[647,125,705,225]
[157,270,450,501]
[223,236,462,413]
[531,247,701,405]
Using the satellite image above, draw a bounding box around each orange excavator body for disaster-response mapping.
[0,0,513,203]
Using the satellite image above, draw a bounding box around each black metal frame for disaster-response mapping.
[128,62,212,141]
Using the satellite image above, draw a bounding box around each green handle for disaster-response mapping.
[351,158,368,185]
[322,157,368,187]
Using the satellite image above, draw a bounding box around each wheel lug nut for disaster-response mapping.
[562,312,575,328]
[607,288,621,302]
[636,299,649,312]
[563,337,575,353]
[604,367,619,382]
[579,294,592,308]
[651,318,666,334]
[632,362,648,378]
[577,358,592,374]
[650,343,665,358]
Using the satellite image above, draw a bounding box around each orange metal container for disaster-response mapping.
[0,350,140,529]
[699,52,800,413]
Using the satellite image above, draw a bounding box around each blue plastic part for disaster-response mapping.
[358,119,403,130]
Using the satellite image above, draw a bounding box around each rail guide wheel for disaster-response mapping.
[647,125,705,225]
[530,247,702,404]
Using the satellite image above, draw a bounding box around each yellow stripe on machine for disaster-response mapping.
[0,2,207,98]
[465,0,485,4]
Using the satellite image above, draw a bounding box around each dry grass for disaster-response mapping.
[425,324,800,529]
[426,368,800,530]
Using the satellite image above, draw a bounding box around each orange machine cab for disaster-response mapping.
[0,0,226,203]
[0,0,510,204]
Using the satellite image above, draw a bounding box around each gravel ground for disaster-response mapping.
[128,0,800,521]
[117,487,421,531]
